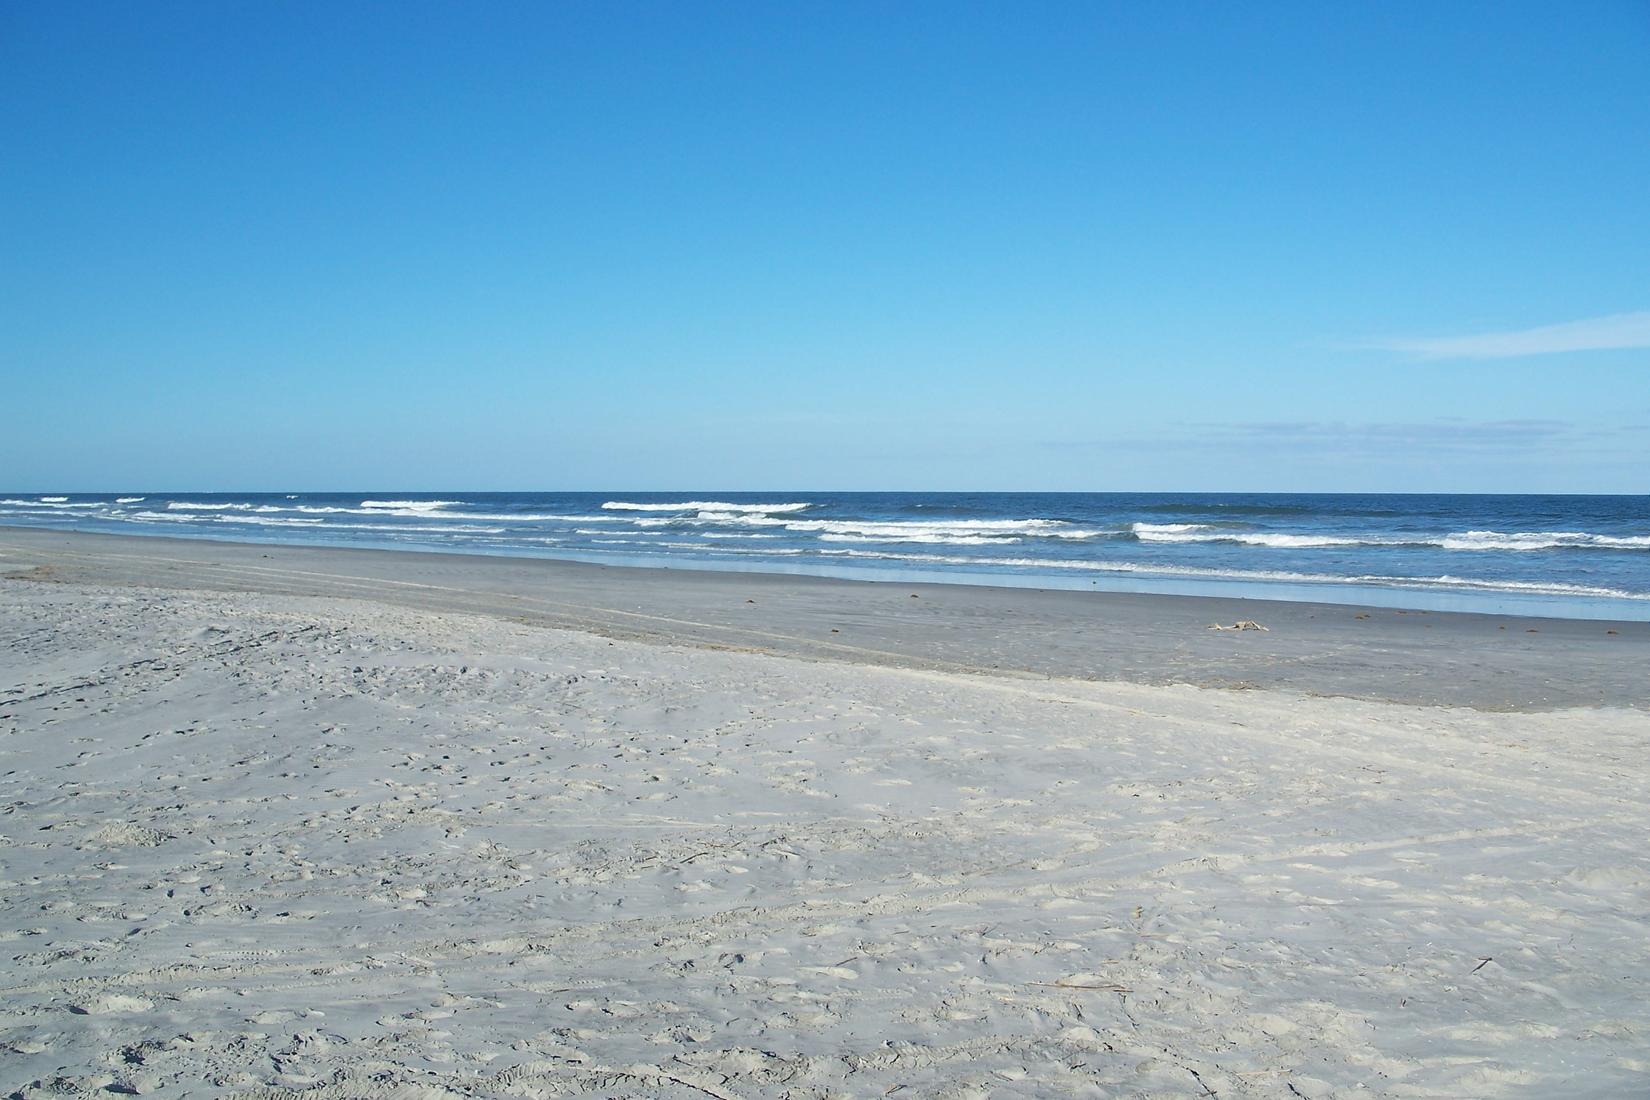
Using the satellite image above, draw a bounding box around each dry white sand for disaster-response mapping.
[2,576,1648,1098]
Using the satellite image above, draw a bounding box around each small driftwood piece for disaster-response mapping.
[1208,620,1269,632]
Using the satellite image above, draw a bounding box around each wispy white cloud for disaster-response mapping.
[1375,310,1650,359]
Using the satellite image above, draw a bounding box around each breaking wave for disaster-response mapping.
[601,500,813,514]
[1132,523,1650,551]
[359,500,466,511]
[1439,529,1650,551]
[6,491,1646,613]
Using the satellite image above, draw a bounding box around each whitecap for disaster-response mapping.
[672,511,1108,542]
[601,500,812,514]
[1440,529,1650,551]
[359,500,465,511]
[1131,523,1367,548]
[129,510,206,523]
[817,532,1022,546]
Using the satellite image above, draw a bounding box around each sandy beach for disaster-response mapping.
[3,529,1648,1098]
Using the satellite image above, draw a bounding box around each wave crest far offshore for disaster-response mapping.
[601,500,812,513]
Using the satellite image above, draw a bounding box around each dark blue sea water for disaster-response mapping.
[5,492,1649,619]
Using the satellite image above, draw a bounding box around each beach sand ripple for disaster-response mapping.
[2,579,1647,1097]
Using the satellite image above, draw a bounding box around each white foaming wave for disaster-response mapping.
[816,549,1650,600]
[442,511,631,523]
[481,512,625,522]
[111,508,507,535]
[167,502,312,514]
[1133,525,1233,544]
[301,505,609,523]
[221,515,325,526]
[675,511,1108,542]
[1131,522,1650,552]
[297,504,456,516]
[293,504,431,516]
[804,519,1103,540]
[101,509,507,536]
[588,507,1110,542]
[1236,533,1368,548]
[0,498,113,510]
[601,500,812,514]
[797,516,1090,536]
[1131,523,1365,548]
[1440,529,1650,551]
[116,496,145,504]
[130,510,207,523]
[359,499,466,511]
[818,532,1022,546]
[427,510,606,522]
[0,508,104,518]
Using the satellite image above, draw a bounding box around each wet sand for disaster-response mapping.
[2,527,1645,711]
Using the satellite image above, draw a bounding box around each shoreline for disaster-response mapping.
[4,525,1645,711]
[5,497,1648,621]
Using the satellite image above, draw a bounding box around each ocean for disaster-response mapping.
[4,492,1648,619]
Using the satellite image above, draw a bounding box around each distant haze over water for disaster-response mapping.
[5,492,1649,620]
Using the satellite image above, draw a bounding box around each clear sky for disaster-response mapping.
[3,1,1648,492]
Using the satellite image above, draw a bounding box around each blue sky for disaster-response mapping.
[3,1,1647,492]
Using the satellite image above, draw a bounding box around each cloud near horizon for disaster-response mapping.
[1375,310,1650,360]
